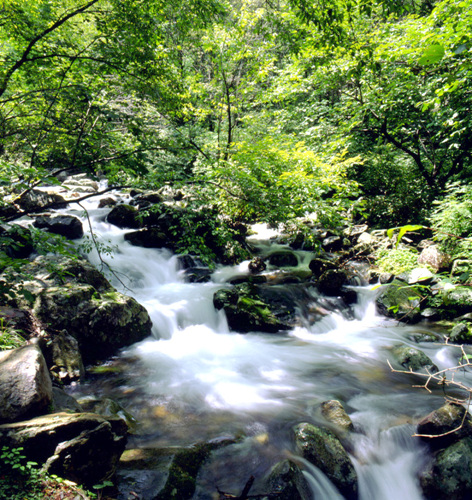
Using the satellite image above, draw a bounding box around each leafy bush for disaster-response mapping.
[197,136,361,227]
[375,246,419,275]
[430,182,472,257]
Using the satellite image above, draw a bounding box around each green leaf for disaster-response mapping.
[418,45,445,66]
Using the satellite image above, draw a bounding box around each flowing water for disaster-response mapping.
[61,193,467,499]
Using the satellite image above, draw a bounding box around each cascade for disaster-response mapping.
[61,193,456,499]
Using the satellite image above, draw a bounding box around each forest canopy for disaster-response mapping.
[1,0,471,234]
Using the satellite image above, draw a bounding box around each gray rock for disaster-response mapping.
[418,245,450,272]
[0,412,127,487]
[106,204,142,229]
[33,214,84,239]
[51,387,83,413]
[293,422,357,499]
[318,269,347,296]
[0,345,53,423]
[49,330,85,383]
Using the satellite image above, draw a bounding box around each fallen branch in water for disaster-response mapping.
[388,341,472,438]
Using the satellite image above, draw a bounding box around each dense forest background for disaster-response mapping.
[1,0,471,262]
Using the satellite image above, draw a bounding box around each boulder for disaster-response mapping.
[390,345,438,374]
[5,256,152,364]
[49,330,85,383]
[417,402,472,449]
[33,214,84,239]
[417,403,472,499]
[124,227,168,248]
[248,256,267,274]
[449,322,472,343]
[443,286,472,317]
[34,287,152,364]
[0,345,53,423]
[213,283,311,333]
[98,196,117,208]
[418,245,450,272]
[17,189,67,212]
[268,250,298,268]
[318,269,348,296]
[106,204,142,229]
[0,412,127,487]
[51,387,83,413]
[293,422,357,500]
[181,267,212,283]
[0,225,34,258]
[322,235,343,252]
[376,279,422,322]
[262,459,312,500]
[420,437,472,500]
[176,254,204,270]
[309,257,337,278]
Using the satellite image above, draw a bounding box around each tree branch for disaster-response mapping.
[0,0,100,98]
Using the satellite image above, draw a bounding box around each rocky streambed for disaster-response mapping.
[1,176,472,499]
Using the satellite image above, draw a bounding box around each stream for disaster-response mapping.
[61,193,464,499]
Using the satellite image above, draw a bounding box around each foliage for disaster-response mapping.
[430,182,472,257]
[0,446,44,500]
[375,246,419,275]
[197,136,361,226]
[0,317,27,350]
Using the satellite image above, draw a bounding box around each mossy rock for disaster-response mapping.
[293,422,358,500]
[420,437,472,499]
[390,345,438,374]
[106,204,142,229]
[376,279,422,322]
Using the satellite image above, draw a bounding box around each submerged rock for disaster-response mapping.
[262,459,312,500]
[293,422,358,499]
[390,345,438,374]
[321,400,354,433]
